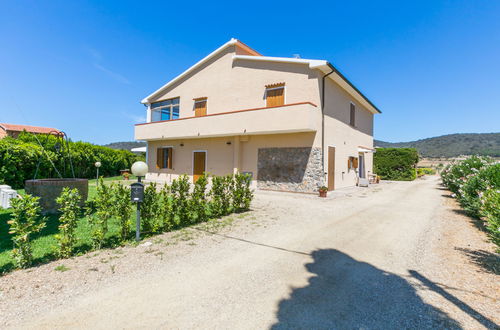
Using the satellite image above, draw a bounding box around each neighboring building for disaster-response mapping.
[0,123,61,139]
[135,39,381,193]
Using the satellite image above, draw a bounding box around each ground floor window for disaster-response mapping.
[157,147,173,169]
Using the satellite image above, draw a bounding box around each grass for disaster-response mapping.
[0,175,136,275]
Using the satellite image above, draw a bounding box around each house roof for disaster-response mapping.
[0,123,61,134]
[142,39,381,114]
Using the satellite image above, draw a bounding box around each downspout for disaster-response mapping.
[321,65,335,184]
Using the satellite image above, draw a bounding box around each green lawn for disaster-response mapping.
[0,176,138,274]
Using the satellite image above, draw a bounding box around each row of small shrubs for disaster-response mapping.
[6,173,253,269]
[441,156,499,250]
[0,132,143,188]
[417,167,436,177]
[374,148,419,181]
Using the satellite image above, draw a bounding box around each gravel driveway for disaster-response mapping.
[1,176,498,329]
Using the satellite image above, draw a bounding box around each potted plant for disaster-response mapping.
[319,186,328,197]
[122,172,130,180]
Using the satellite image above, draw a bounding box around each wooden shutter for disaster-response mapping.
[353,157,359,169]
[266,85,285,107]
[156,148,163,168]
[167,148,173,169]
[194,98,207,117]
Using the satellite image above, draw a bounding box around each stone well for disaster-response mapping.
[25,178,88,214]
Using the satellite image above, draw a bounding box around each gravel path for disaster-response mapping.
[1,176,498,329]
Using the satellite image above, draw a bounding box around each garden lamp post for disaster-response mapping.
[131,161,148,241]
[95,161,101,184]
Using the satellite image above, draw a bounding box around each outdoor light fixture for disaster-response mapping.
[131,161,148,241]
[95,161,101,183]
[226,141,231,145]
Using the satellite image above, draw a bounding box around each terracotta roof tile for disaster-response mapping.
[0,123,61,134]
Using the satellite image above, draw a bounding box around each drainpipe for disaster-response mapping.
[321,65,335,184]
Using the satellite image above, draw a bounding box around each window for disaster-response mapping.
[156,147,173,169]
[350,103,356,126]
[194,97,207,117]
[347,156,358,170]
[151,98,180,122]
[265,83,285,107]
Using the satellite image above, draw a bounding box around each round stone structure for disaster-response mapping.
[25,178,88,214]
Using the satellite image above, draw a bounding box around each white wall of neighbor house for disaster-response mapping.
[323,77,375,189]
[147,45,321,119]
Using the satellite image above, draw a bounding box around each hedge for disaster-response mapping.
[0,133,143,188]
[374,148,419,181]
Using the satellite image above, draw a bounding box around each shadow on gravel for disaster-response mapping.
[455,248,500,275]
[272,249,461,329]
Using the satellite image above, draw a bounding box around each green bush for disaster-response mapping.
[171,175,191,226]
[112,183,133,241]
[417,167,436,177]
[55,187,81,258]
[8,195,45,268]
[88,178,114,249]
[480,188,500,251]
[374,148,419,181]
[140,182,162,234]
[209,175,232,217]
[458,164,500,218]
[190,174,208,223]
[0,133,143,188]
[232,173,253,212]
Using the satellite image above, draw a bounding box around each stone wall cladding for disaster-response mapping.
[25,179,88,214]
[257,147,323,193]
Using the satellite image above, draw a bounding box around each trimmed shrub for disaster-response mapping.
[209,175,232,217]
[232,173,253,212]
[88,178,114,249]
[112,183,133,241]
[171,175,191,226]
[190,174,208,223]
[374,148,419,181]
[8,195,45,268]
[55,187,81,258]
[140,182,162,234]
[0,133,143,188]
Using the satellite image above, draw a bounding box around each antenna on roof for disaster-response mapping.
[293,54,301,59]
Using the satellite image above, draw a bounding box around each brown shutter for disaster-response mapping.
[353,157,359,168]
[167,148,173,169]
[266,86,284,107]
[156,148,162,168]
[194,99,207,117]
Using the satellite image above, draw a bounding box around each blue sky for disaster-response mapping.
[0,0,499,144]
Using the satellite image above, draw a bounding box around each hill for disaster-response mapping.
[103,141,146,151]
[375,133,500,158]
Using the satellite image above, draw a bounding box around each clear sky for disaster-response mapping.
[1,0,499,144]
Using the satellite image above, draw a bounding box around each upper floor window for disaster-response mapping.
[151,97,180,122]
[350,103,356,126]
[265,83,285,107]
[193,97,207,117]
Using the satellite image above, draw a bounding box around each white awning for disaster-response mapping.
[358,146,375,153]
[131,146,147,152]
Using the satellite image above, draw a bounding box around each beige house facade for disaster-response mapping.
[135,39,381,193]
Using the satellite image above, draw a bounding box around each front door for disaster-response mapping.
[193,151,206,183]
[358,154,365,178]
[328,147,335,191]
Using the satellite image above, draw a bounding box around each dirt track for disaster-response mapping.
[2,176,498,329]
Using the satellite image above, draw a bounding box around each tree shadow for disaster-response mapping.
[454,248,500,275]
[272,249,462,329]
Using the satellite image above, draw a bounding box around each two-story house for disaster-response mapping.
[135,39,381,193]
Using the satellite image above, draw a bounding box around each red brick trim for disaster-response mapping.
[135,102,317,126]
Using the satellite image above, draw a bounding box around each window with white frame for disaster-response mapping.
[151,98,180,122]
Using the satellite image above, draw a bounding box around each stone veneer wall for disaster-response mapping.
[257,147,323,193]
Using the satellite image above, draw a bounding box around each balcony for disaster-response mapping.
[135,102,320,141]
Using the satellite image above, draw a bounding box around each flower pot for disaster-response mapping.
[319,190,327,198]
